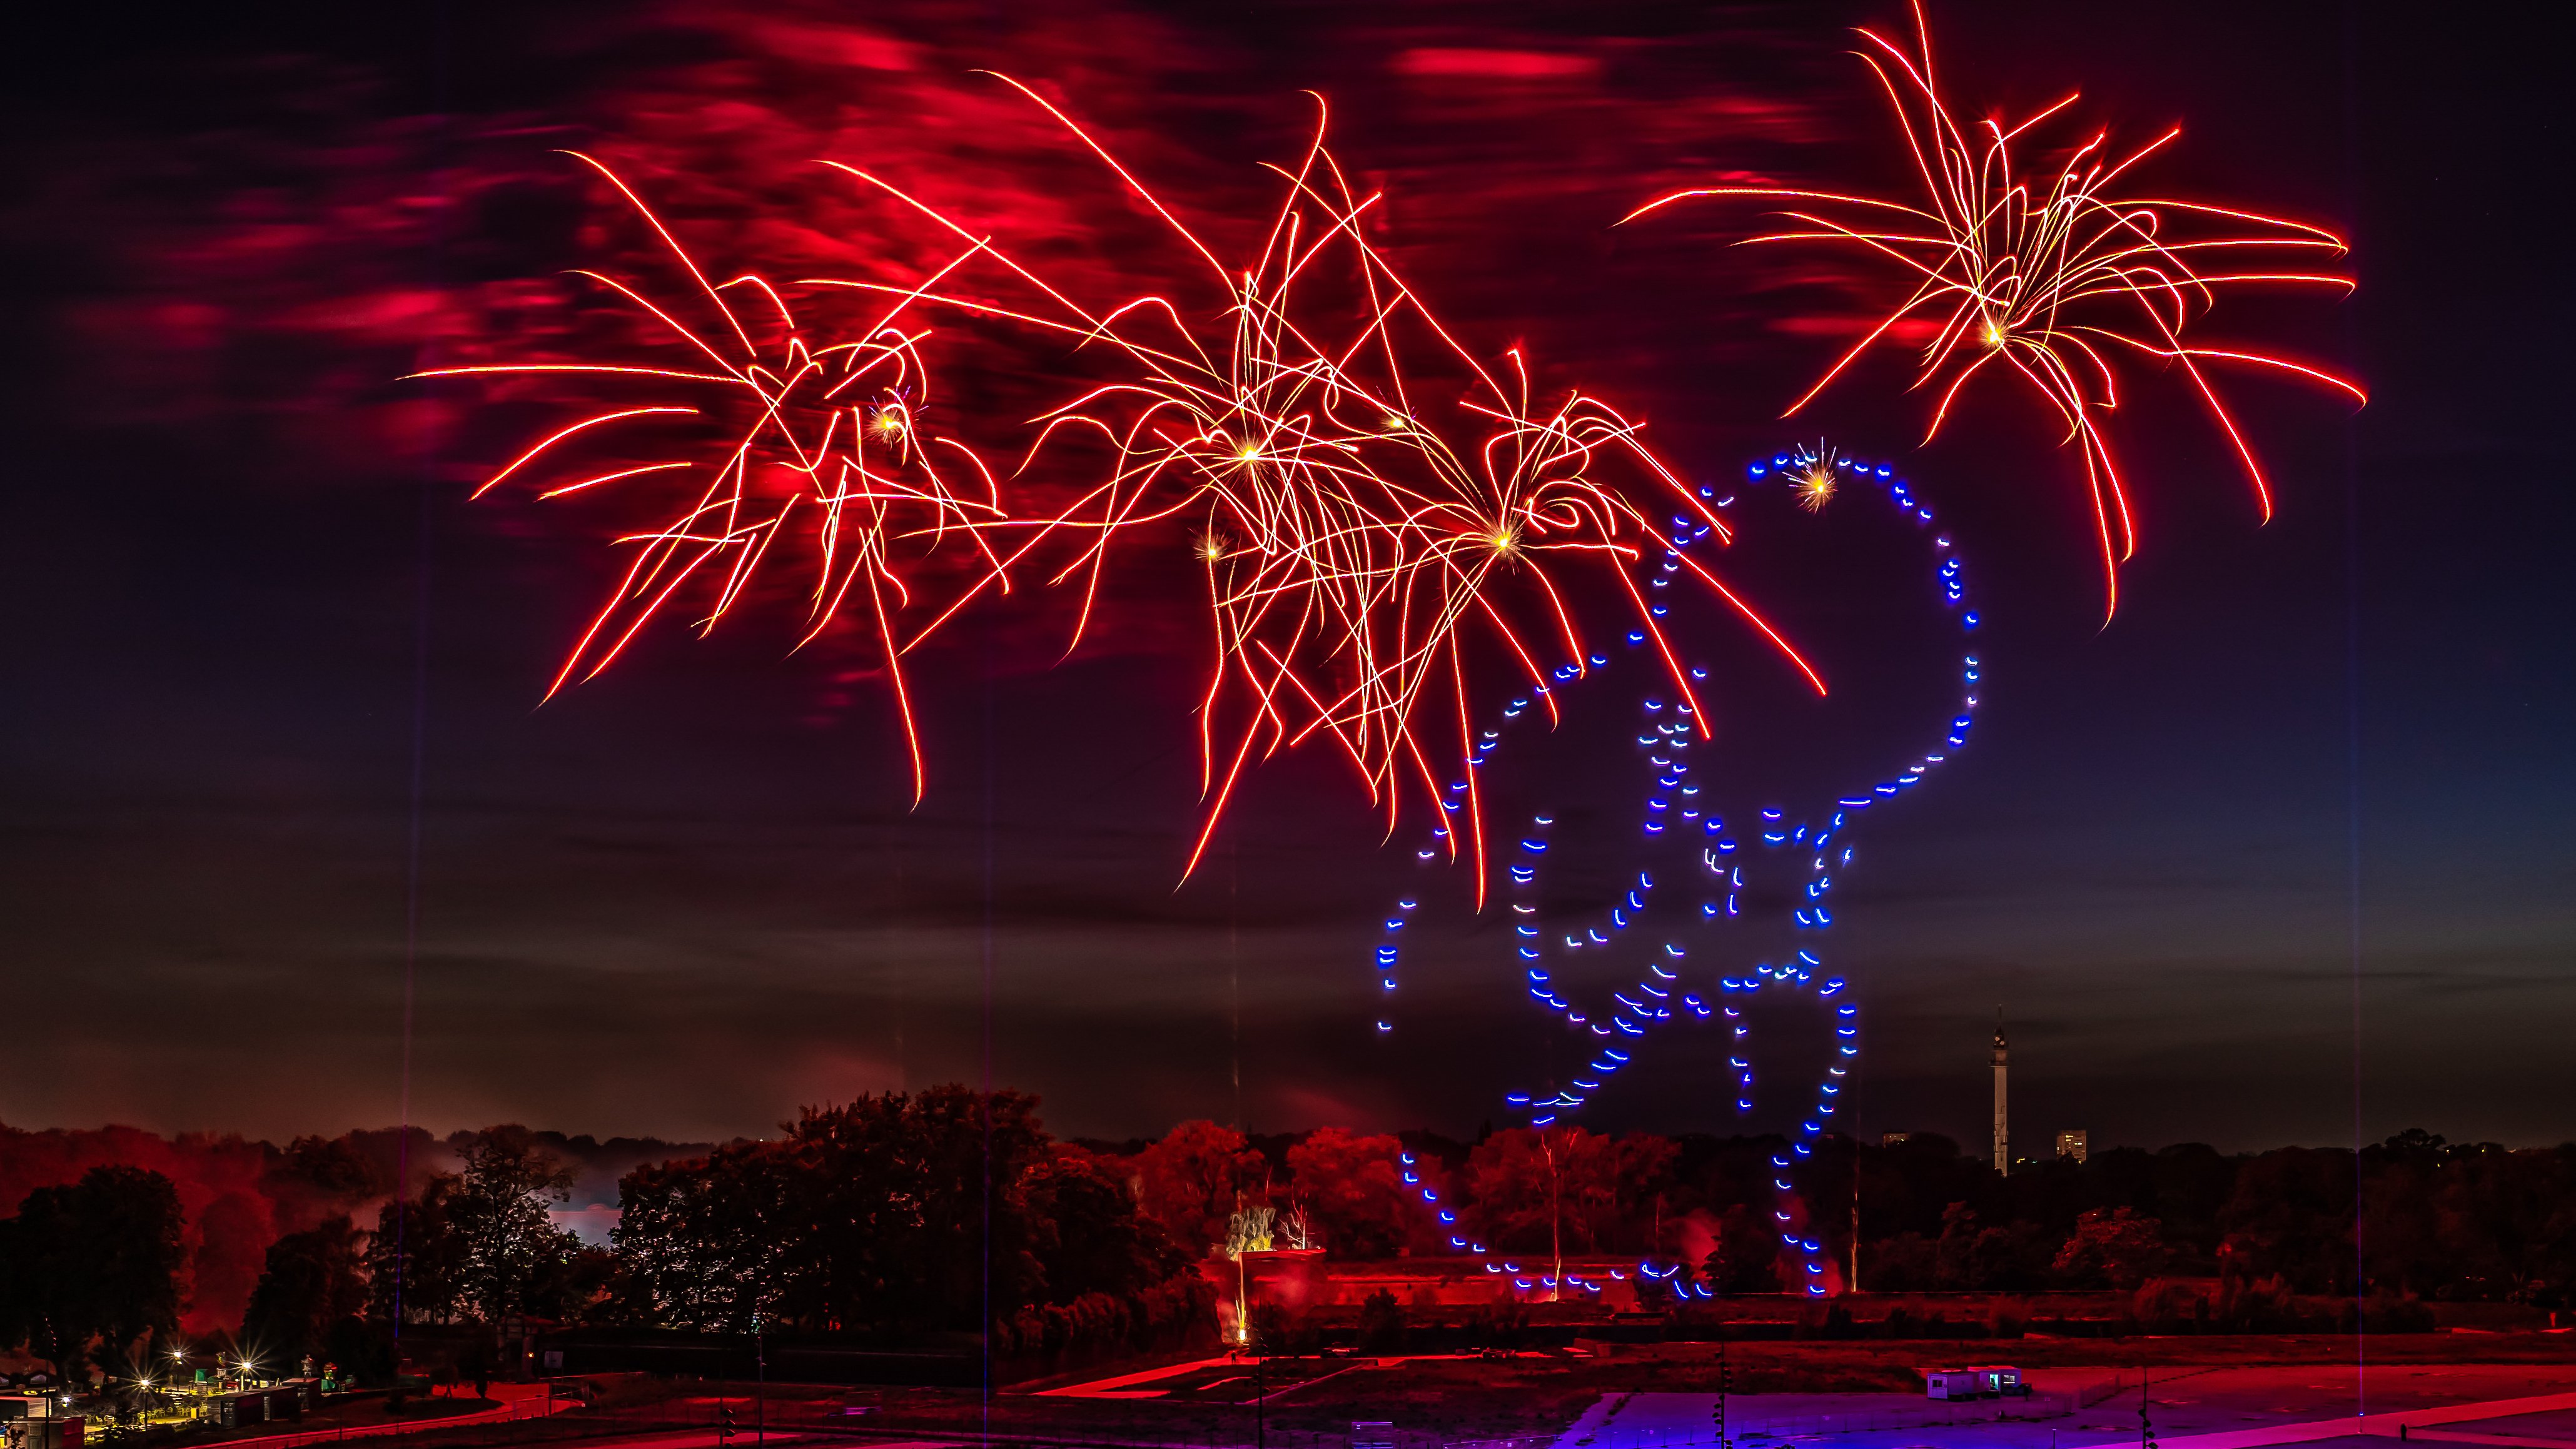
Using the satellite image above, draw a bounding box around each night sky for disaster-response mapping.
[3,1,2568,1154]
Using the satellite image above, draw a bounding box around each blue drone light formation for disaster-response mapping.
[1370,442,1982,1299]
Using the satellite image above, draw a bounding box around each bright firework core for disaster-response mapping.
[1789,443,1843,513]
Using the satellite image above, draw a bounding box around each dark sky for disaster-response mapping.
[3,1,2568,1154]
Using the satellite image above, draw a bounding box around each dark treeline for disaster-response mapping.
[0,1121,703,1340]
[4,1099,2570,1387]
[1090,1121,2575,1311]
[612,1086,1210,1357]
[0,1089,1211,1382]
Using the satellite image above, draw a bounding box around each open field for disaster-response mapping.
[92,1383,568,1449]
[335,1336,2576,1449]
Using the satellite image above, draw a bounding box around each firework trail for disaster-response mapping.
[427,84,1826,886]
[1622,0,2364,613]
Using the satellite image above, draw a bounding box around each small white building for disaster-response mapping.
[1926,1366,2024,1400]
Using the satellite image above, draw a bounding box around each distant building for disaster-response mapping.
[1881,1131,1914,1148]
[1991,1011,2009,1176]
[2056,1129,2088,1164]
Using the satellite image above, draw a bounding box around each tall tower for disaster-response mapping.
[1991,1009,2010,1176]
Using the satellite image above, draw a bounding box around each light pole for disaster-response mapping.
[1849,1144,1861,1295]
[1715,1339,1731,1449]
[1540,1128,1567,1301]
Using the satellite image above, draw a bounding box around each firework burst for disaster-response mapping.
[422,87,1828,887]
[412,153,1011,802]
[1786,439,1844,512]
[1622,0,2364,612]
[805,84,1825,887]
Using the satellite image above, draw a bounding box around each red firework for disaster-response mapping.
[414,155,1014,804]
[421,86,1827,887]
[1624,0,2365,613]
[818,83,1821,889]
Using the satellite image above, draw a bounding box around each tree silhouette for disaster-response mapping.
[0,1165,185,1377]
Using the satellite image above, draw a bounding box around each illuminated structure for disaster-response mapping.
[1378,443,1983,1297]
[1991,1011,2009,1176]
[2058,1129,2088,1164]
